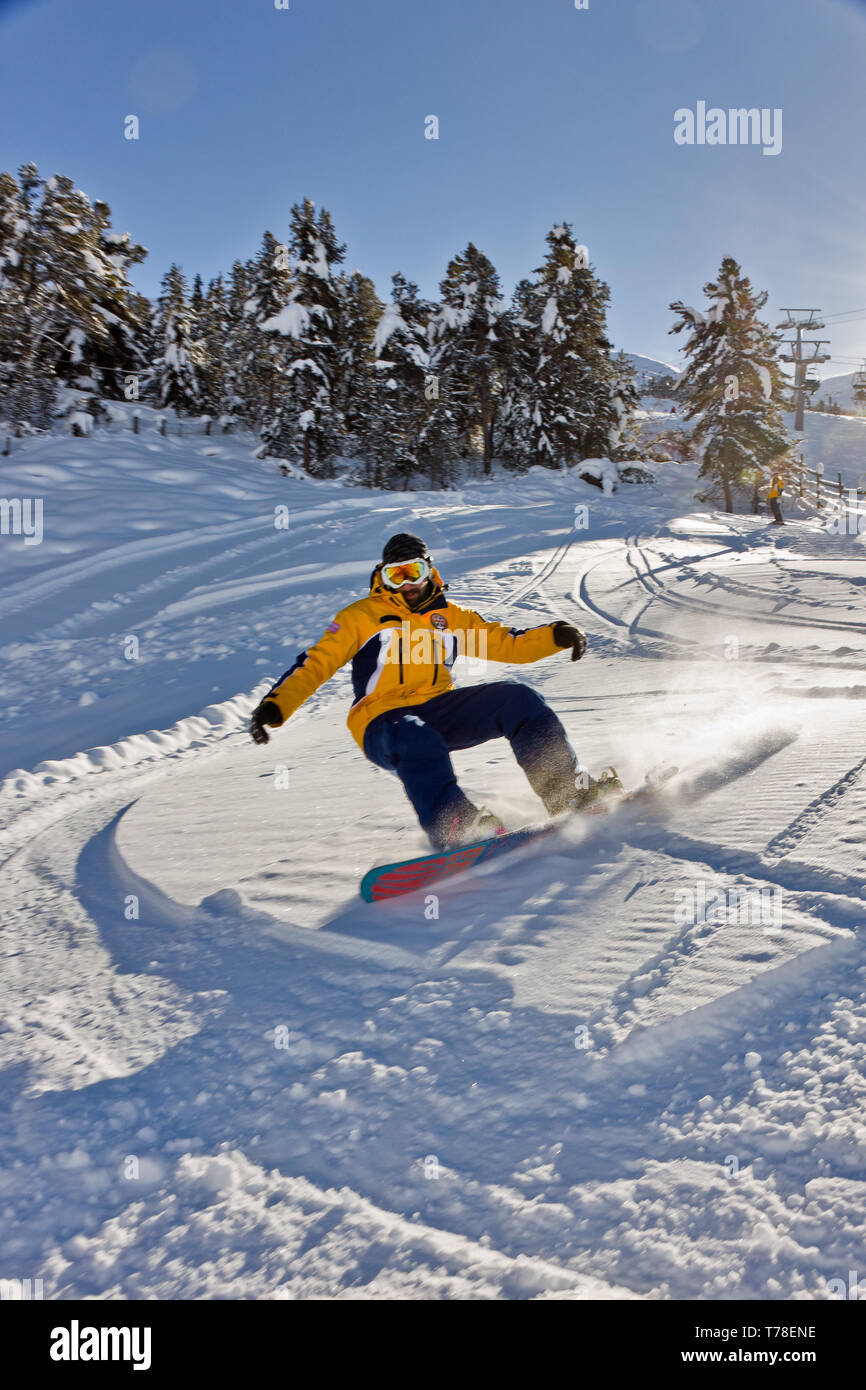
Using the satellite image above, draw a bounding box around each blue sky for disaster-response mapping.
[1,0,865,375]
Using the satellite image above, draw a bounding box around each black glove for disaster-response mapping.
[552,621,587,662]
[249,699,284,745]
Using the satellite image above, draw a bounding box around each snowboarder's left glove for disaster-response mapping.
[552,622,587,662]
[250,698,284,745]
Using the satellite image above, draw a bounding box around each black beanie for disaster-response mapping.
[382,533,429,565]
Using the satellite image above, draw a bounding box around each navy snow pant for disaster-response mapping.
[363,681,578,848]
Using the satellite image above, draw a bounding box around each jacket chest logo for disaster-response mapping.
[430,613,448,630]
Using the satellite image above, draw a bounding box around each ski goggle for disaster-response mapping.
[380,558,431,589]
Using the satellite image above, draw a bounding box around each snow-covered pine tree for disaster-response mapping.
[0,165,148,427]
[221,260,253,425]
[670,257,790,512]
[197,275,229,419]
[25,173,100,409]
[566,244,631,462]
[0,166,40,422]
[152,265,200,416]
[36,176,148,403]
[498,224,633,470]
[416,396,462,490]
[131,290,157,407]
[366,272,431,487]
[334,270,381,456]
[429,243,509,475]
[495,275,535,470]
[240,232,293,430]
[502,225,588,469]
[188,273,206,398]
[88,200,149,401]
[1,165,72,427]
[359,375,401,488]
[259,199,345,475]
[584,347,640,461]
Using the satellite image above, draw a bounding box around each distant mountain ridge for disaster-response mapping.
[620,352,679,391]
[813,370,863,411]
[622,356,866,414]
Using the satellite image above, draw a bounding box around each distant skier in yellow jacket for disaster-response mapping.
[249,532,614,848]
[767,471,785,526]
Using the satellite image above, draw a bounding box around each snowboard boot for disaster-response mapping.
[568,766,624,814]
[440,805,507,850]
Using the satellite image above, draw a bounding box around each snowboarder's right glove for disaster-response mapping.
[552,622,587,662]
[249,698,284,745]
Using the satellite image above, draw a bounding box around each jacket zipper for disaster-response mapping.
[398,636,404,683]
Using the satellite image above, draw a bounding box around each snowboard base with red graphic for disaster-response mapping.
[359,767,677,903]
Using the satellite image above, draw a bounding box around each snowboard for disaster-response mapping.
[359,767,677,903]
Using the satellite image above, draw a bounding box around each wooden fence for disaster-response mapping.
[790,456,866,515]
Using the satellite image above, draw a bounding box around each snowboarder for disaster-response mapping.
[249,533,617,848]
[767,470,786,525]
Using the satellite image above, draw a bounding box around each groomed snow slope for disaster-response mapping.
[1,411,865,1300]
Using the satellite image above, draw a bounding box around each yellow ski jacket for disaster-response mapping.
[767,474,785,500]
[264,565,565,749]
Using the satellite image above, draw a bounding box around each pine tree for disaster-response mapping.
[521,224,591,467]
[28,174,97,393]
[132,294,157,406]
[1,165,72,426]
[88,201,149,399]
[335,270,382,453]
[611,350,641,447]
[34,176,148,397]
[429,243,508,475]
[152,265,200,415]
[0,165,149,425]
[364,272,431,486]
[0,167,39,420]
[498,225,632,470]
[1,168,83,424]
[416,395,462,489]
[584,348,640,461]
[197,275,229,418]
[241,231,293,429]
[187,273,206,399]
[670,256,790,512]
[259,199,345,474]
[222,259,253,424]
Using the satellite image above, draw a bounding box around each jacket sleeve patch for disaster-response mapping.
[326,621,341,633]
